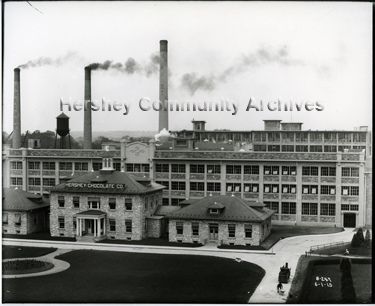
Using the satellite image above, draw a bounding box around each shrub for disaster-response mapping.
[357,228,365,244]
[351,232,362,247]
[340,258,356,303]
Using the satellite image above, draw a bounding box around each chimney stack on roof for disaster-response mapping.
[159,40,168,132]
[83,67,92,149]
[12,68,21,149]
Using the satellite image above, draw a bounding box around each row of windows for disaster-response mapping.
[253,145,366,153]
[57,217,132,233]
[57,196,133,211]
[175,222,253,238]
[126,163,150,173]
[2,213,22,226]
[253,132,367,143]
[264,202,337,216]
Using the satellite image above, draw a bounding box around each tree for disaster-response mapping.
[356,228,365,245]
[340,258,356,303]
[365,230,371,248]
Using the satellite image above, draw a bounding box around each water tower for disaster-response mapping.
[55,112,71,149]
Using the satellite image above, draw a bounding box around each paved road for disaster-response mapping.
[2,228,355,303]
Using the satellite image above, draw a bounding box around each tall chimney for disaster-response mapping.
[83,67,92,149]
[12,68,21,149]
[158,40,168,132]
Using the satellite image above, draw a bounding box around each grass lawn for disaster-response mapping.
[2,246,57,260]
[2,250,265,303]
[311,241,372,257]
[261,225,344,249]
[288,256,372,303]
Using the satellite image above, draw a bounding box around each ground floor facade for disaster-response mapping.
[2,209,49,235]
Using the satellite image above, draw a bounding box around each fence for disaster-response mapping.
[306,241,347,256]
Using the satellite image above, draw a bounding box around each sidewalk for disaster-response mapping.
[2,228,354,303]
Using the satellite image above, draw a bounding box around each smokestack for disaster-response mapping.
[12,68,21,149]
[158,40,168,132]
[84,67,92,149]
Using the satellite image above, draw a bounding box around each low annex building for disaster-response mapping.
[2,187,50,235]
[167,195,274,246]
[50,159,165,242]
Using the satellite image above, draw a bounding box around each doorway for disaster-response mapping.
[209,224,219,241]
[343,213,356,228]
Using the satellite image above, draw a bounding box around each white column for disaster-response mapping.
[76,218,79,236]
[94,219,97,237]
[98,218,101,236]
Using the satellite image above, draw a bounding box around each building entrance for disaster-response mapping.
[209,224,219,240]
[343,213,356,228]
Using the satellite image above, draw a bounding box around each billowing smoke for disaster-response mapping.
[86,53,160,77]
[18,52,84,69]
[181,45,303,95]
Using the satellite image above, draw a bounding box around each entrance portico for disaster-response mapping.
[75,210,106,242]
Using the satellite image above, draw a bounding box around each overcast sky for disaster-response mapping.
[2,1,372,134]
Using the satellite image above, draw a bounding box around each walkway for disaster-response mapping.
[2,228,355,303]
[2,249,71,279]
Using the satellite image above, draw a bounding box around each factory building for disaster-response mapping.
[3,39,372,234]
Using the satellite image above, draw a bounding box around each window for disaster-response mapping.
[310,145,323,152]
[126,163,150,173]
[162,198,169,206]
[264,166,279,175]
[176,222,183,235]
[58,216,65,229]
[302,166,319,176]
[264,201,279,213]
[310,133,323,142]
[324,132,337,142]
[190,164,205,173]
[281,202,296,214]
[156,181,169,190]
[282,145,294,152]
[321,167,336,176]
[192,222,199,236]
[228,224,236,238]
[267,145,280,152]
[226,165,241,174]
[171,181,186,190]
[155,164,169,173]
[226,183,241,192]
[58,196,65,208]
[320,185,336,195]
[342,167,359,177]
[28,177,41,186]
[171,164,186,173]
[282,132,295,142]
[125,220,132,233]
[125,198,133,210]
[282,166,297,175]
[244,184,259,193]
[42,178,56,186]
[88,197,100,209]
[282,185,296,194]
[92,162,102,171]
[3,213,8,225]
[324,146,337,152]
[254,144,267,151]
[244,165,259,175]
[28,161,40,170]
[73,217,76,230]
[109,198,116,210]
[320,203,335,216]
[264,184,279,193]
[302,203,318,215]
[113,162,121,171]
[245,224,253,238]
[267,132,280,142]
[207,182,221,192]
[350,204,359,211]
[338,132,352,143]
[190,182,204,191]
[296,145,308,152]
[11,177,23,186]
[73,196,80,208]
[207,165,220,174]
[341,186,359,196]
[302,185,318,194]
[43,162,55,170]
[296,133,308,142]
[59,162,72,170]
[109,219,116,232]
[11,161,23,170]
[341,204,350,211]
[253,132,266,142]
[75,162,88,171]
[209,208,219,215]
[171,198,183,206]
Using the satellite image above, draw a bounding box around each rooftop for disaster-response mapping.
[168,195,274,222]
[2,188,50,212]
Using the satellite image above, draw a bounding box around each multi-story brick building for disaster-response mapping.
[168,195,273,246]
[3,120,372,228]
[49,158,164,241]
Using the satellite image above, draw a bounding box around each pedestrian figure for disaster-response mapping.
[277,282,283,293]
[344,248,349,255]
